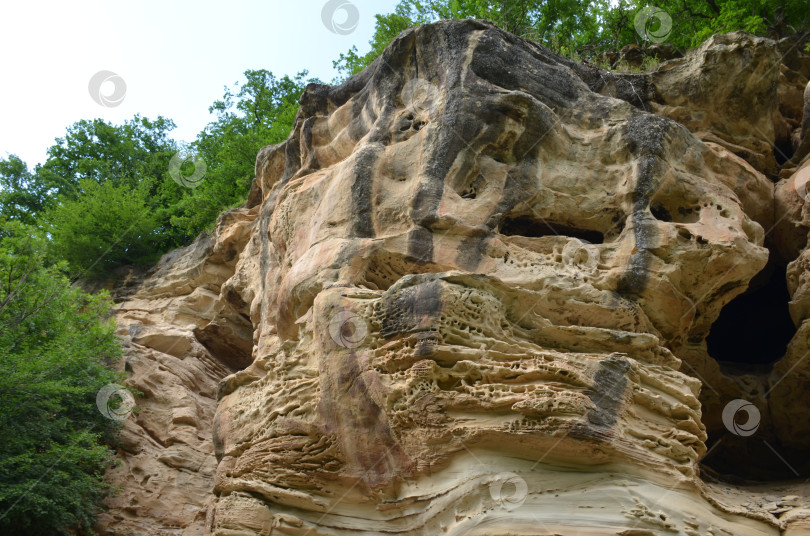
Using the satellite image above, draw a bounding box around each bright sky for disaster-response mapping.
[0,0,399,167]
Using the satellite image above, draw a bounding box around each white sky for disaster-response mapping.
[0,0,399,167]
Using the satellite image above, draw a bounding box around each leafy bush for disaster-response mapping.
[46,179,161,276]
[0,219,123,534]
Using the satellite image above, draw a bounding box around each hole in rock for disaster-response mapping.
[773,138,795,166]
[650,202,672,222]
[499,215,604,244]
[706,261,795,366]
[700,259,808,481]
[650,200,700,224]
[701,436,807,482]
[193,311,255,371]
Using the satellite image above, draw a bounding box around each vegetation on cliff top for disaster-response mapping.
[334,0,809,75]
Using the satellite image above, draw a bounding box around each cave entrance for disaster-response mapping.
[705,261,795,367]
[701,435,806,482]
[499,215,605,243]
[700,259,808,481]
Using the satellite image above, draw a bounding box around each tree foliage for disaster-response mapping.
[0,71,311,276]
[0,219,123,535]
[47,179,161,274]
[36,116,178,201]
[170,70,312,236]
[0,156,48,226]
[335,0,810,76]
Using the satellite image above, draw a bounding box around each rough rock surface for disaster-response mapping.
[98,20,810,536]
[95,211,257,535]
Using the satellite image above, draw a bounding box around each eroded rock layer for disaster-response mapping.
[99,20,810,536]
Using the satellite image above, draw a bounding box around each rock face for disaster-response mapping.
[95,210,258,535]
[98,20,810,536]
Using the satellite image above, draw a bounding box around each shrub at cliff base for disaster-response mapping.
[0,220,124,535]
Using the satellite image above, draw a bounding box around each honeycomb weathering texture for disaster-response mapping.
[98,20,810,536]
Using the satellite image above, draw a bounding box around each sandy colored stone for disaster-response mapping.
[95,210,258,535]
[216,20,777,534]
[97,21,810,536]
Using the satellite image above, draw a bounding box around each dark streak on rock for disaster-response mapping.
[319,345,409,488]
[351,145,382,238]
[300,116,319,172]
[406,226,434,264]
[586,355,631,427]
[281,134,301,184]
[455,235,489,270]
[617,115,669,296]
[381,277,443,338]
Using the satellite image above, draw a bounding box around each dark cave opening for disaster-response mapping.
[774,138,795,166]
[700,435,807,482]
[705,261,795,366]
[700,260,809,481]
[499,215,605,244]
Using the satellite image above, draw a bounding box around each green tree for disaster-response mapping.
[46,179,161,275]
[170,69,313,235]
[32,115,192,275]
[334,0,809,77]
[0,219,123,535]
[0,156,49,226]
[1,71,313,278]
[647,0,809,47]
[37,116,178,200]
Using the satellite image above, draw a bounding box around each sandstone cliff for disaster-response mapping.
[97,20,810,536]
